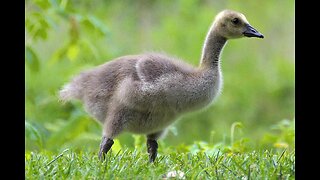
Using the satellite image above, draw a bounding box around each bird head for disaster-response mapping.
[213,10,264,39]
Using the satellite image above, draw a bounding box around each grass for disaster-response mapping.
[26,119,295,179]
[25,147,294,179]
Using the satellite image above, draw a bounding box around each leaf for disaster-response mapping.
[87,15,109,35]
[25,121,43,149]
[67,44,79,61]
[26,12,52,42]
[80,15,109,36]
[25,46,40,72]
[230,122,243,145]
[34,28,48,40]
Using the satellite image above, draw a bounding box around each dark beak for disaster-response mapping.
[243,24,264,38]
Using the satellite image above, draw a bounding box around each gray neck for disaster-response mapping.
[200,30,227,68]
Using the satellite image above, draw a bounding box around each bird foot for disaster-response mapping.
[98,137,114,161]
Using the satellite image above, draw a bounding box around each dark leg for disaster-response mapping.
[146,131,163,163]
[98,136,114,161]
[99,107,125,161]
[147,139,158,163]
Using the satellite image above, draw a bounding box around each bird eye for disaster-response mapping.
[231,18,239,25]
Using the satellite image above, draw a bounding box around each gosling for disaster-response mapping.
[59,9,264,162]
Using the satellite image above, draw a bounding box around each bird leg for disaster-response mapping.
[147,139,158,163]
[98,136,114,161]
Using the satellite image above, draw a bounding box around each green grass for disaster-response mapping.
[25,148,294,179]
[26,117,295,179]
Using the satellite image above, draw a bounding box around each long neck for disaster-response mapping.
[200,28,227,68]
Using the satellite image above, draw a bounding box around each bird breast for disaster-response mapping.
[164,70,222,113]
[115,68,222,115]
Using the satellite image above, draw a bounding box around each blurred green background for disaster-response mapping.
[25,0,294,153]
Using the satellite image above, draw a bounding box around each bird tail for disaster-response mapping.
[59,83,82,103]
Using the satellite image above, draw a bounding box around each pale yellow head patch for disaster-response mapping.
[212,9,251,39]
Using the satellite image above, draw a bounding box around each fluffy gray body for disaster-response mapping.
[60,53,222,137]
[59,9,263,162]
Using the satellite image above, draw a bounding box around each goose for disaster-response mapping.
[59,9,264,162]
